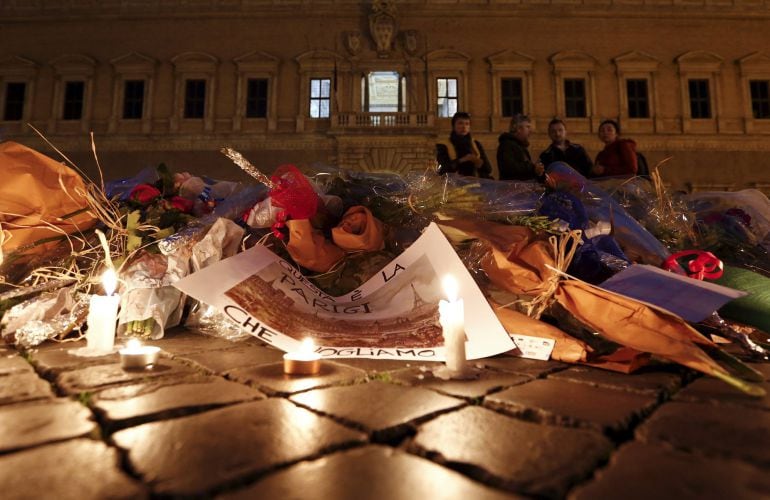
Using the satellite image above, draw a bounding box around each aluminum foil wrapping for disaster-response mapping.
[184,218,248,341]
[2,289,88,348]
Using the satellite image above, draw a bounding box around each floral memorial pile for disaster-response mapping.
[1,140,768,396]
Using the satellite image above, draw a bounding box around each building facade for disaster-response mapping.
[1,0,769,191]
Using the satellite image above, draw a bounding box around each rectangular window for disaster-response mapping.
[436,77,458,118]
[246,78,268,118]
[184,79,206,119]
[688,79,711,119]
[564,78,586,118]
[309,78,331,118]
[3,82,26,121]
[626,79,649,119]
[501,78,523,117]
[750,80,770,120]
[62,81,85,120]
[122,80,145,120]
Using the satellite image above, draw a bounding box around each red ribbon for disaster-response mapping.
[662,250,724,281]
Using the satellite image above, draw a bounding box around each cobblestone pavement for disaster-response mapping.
[1,327,769,499]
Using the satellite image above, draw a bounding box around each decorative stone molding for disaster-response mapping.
[676,50,724,133]
[549,50,598,131]
[369,0,398,58]
[613,51,661,133]
[738,51,770,134]
[343,31,363,57]
[487,50,535,128]
[294,50,346,131]
[109,52,157,134]
[233,50,280,132]
[0,56,38,130]
[48,53,97,134]
[170,51,218,133]
[424,49,470,118]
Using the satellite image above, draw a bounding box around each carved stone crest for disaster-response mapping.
[344,31,362,56]
[403,30,419,56]
[369,0,397,57]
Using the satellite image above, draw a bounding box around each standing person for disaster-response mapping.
[538,118,593,177]
[497,114,545,181]
[592,119,637,177]
[436,112,493,179]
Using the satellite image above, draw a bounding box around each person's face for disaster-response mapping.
[453,118,471,136]
[599,123,618,144]
[513,121,532,141]
[549,123,567,144]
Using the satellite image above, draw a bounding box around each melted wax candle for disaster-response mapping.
[283,338,321,375]
[86,268,120,354]
[438,275,467,373]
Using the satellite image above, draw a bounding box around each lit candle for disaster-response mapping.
[119,338,161,370]
[438,275,467,373]
[86,268,120,354]
[283,338,321,375]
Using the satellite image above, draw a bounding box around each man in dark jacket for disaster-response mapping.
[497,114,544,181]
[436,112,493,178]
[538,118,593,177]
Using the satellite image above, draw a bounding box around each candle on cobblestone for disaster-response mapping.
[86,268,120,354]
[119,338,160,369]
[283,338,321,375]
[439,275,467,373]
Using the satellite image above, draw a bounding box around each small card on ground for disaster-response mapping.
[510,334,556,361]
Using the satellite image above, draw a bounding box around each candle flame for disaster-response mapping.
[300,338,316,354]
[126,338,143,350]
[441,275,459,302]
[102,268,118,296]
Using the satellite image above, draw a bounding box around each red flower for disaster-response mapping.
[169,196,194,213]
[129,184,161,205]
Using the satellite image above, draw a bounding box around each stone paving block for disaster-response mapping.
[177,345,284,374]
[56,358,198,394]
[0,398,96,452]
[548,365,683,396]
[571,441,770,500]
[93,376,265,426]
[0,353,33,375]
[221,445,520,500]
[674,376,770,411]
[390,368,530,400]
[636,401,770,466]
[290,380,464,441]
[411,406,613,498]
[0,372,54,404]
[27,343,119,376]
[153,327,239,356]
[226,361,366,396]
[485,378,658,437]
[477,356,568,378]
[332,357,422,374]
[0,438,147,499]
[112,398,367,496]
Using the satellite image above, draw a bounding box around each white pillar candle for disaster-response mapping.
[86,268,119,354]
[439,275,467,372]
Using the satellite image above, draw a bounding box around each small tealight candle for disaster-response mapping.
[438,275,467,373]
[119,338,161,370]
[283,338,321,375]
[86,268,120,354]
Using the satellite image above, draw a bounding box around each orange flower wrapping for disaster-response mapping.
[0,141,95,257]
[286,219,345,273]
[331,206,385,252]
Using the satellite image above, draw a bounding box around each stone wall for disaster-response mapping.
[0,1,769,190]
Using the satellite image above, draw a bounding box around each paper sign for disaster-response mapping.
[174,223,514,361]
[511,334,556,361]
[599,264,747,323]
